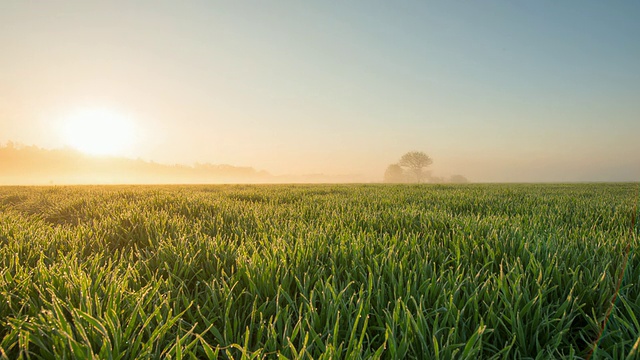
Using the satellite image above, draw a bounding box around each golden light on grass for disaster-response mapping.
[61,108,136,156]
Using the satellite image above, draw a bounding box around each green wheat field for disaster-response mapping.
[1,184,638,359]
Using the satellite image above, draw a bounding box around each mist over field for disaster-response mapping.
[1,143,638,185]
[1,1,639,184]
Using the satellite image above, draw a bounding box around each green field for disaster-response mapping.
[1,184,638,359]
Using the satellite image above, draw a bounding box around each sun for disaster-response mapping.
[61,108,136,156]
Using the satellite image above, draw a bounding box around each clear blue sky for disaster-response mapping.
[1,1,638,181]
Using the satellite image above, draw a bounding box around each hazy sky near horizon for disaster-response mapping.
[1,1,639,182]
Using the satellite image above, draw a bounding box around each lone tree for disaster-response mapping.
[383,164,405,183]
[398,151,433,183]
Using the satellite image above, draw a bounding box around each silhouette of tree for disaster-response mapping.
[383,164,405,183]
[398,151,433,183]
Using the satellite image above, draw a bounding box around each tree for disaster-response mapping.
[398,151,433,183]
[383,164,405,183]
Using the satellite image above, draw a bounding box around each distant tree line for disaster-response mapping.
[384,151,468,184]
[0,143,271,185]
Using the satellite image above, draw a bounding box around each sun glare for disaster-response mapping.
[61,108,136,156]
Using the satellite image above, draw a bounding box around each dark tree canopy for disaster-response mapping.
[398,151,433,182]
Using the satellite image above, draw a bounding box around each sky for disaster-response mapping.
[1,0,639,182]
